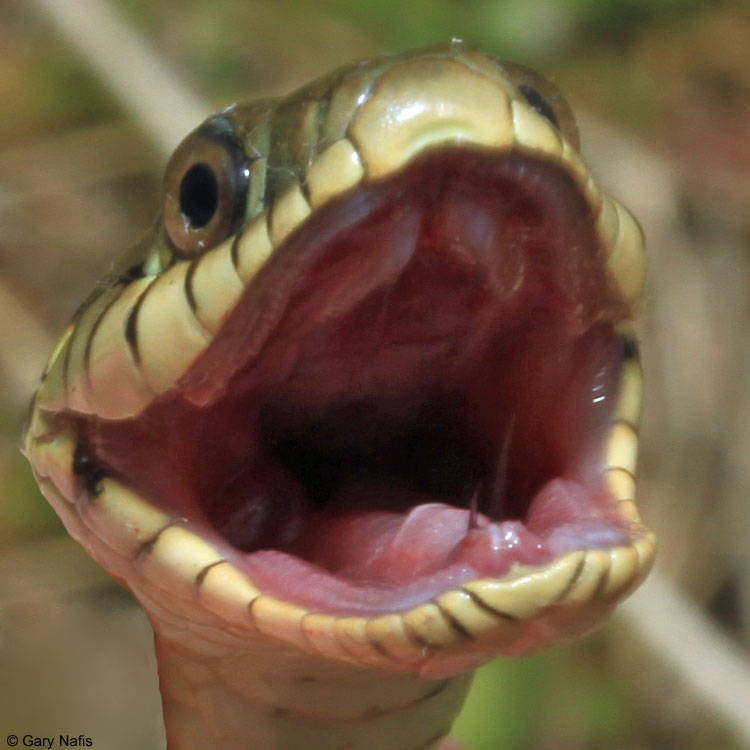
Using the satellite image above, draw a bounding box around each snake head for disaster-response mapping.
[25,41,653,682]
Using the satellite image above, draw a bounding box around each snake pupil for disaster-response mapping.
[179,162,219,229]
[518,84,559,128]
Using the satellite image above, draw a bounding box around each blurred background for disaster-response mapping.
[1,0,749,748]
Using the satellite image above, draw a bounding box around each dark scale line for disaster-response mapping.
[61,325,76,397]
[40,322,72,383]
[230,230,243,271]
[518,84,559,128]
[433,600,474,641]
[401,621,436,651]
[135,524,171,561]
[115,262,146,285]
[124,284,154,365]
[247,595,261,626]
[297,96,319,207]
[63,289,115,398]
[183,258,201,316]
[365,636,394,660]
[612,416,639,434]
[361,627,415,665]
[592,558,613,599]
[289,99,323,207]
[72,444,106,497]
[600,552,637,599]
[460,588,518,622]
[298,175,313,205]
[340,628,385,660]
[194,559,225,593]
[604,464,636,483]
[553,553,587,604]
[82,289,126,395]
[621,335,640,361]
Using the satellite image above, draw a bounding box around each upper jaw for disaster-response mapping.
[26,48,645,427]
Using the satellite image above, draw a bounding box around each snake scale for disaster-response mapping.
[24,42,654,749]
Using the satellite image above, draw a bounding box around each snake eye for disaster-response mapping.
[180,163,220,228]
[518,84,559,128]
[163,123,250,256]
[502,62,580,150]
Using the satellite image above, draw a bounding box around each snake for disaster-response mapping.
[23,42,655,750]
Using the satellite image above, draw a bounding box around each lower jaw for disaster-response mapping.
[222,479,628,616]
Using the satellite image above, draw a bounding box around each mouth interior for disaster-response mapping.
[78,148,631,614]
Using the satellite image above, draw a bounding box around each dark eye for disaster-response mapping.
[501,62,580,150]
[163,122,250,256]
[518,84,559,128]
[179,163,220,228]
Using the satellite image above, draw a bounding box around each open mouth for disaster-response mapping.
[70,147,634,616]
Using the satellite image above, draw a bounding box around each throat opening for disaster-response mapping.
[263,393,488,515]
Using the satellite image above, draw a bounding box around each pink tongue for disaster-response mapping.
[300,478,625,584]
[380,504,471,579]
[307,490,470,583]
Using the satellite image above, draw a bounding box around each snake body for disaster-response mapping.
[24,43,654,749]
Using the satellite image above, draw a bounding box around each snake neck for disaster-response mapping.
[150,613,472,750]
